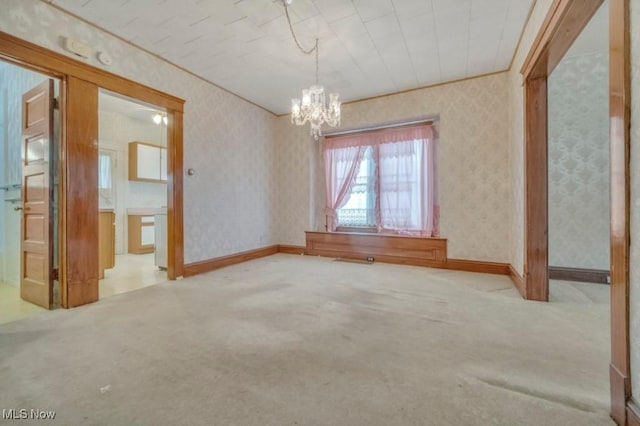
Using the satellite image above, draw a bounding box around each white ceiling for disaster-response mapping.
[99,89,166,123]
[47,0,534,114]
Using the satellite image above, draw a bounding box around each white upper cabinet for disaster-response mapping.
[129,141,167,183]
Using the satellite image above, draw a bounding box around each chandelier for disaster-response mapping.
[283,1,340,140]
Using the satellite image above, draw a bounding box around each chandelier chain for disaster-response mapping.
[283,0,340,140]
[283,2,317,55]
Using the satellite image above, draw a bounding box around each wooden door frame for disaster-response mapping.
[520,0,632,424]
[0,31,185,308]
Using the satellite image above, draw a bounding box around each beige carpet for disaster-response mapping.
[0,254,613,425]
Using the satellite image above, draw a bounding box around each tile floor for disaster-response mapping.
[0,282,46,325]
[0,253,167,325]
[99,253,168,298]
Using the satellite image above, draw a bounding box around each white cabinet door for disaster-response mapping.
[141,225,155,246]
[136,144,160,180]
[160,148,167,181]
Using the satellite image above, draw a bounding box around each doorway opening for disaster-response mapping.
[97,90,169,299]
[521,0,631,422]
[544,1,611,411]
[547,2,610,295]
[0,60,60,324]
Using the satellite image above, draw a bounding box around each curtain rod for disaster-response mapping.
[323,116,438,138]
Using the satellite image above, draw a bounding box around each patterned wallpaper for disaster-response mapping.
[548,51,609,270]
[277,72,512,263]
[630,0,640,402]
[0,0,279,264]
[0,62,50,286]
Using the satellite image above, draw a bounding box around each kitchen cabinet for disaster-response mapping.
[128,214,155,254]
[129,141,167,183]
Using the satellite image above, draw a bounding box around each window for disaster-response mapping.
[336,146,375,227]
[98,149,116,208]
[324,124,438,236]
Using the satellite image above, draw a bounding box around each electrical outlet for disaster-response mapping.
[366,256,374,262]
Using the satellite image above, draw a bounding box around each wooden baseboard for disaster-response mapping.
[278,245,306,255]
[610,363,631,425]
[446,259,510,275]
[548,266,610,284]
[183,245,279,277]
[509,265,526,298]
[627,399,640,426]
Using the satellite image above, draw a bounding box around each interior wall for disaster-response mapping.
[277,72,511,263]
[547,4,610,271]
[507,0,555,276]
[98,107,167,255]
[0,62,48,286]
[0,63,5,284]
[0,0,279,265]
[630,0,640,404]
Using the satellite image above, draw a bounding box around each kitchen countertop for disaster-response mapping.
[127,207,167,215]
[127,207,158,215]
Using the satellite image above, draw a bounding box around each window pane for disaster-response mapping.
[378,139,423,230]
[98,149,116,209]
[337,146,376,227]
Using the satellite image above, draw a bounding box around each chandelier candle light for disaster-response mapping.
[283,0,340,140]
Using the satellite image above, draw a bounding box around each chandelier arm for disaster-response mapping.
[283,2,317,55]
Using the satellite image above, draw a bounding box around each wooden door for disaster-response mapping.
[20,79,54,309]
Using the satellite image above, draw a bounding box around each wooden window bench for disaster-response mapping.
[305,231,447,268]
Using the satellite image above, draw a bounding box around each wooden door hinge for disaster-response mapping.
[53,97,59,110]
[52,268,59,281]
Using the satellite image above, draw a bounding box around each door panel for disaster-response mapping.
[20,79,54,309]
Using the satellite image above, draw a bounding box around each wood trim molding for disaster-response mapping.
[278,245,306,255]
[521,0,604,302]
[609,0,632,423]
[524,75,549,302]
[183,245,279,277]
[611,363,631,426]
[509,265,526,297]
[446,259,510,275]
[335,226,378,234]
[628,400,640,426]
[548,266,610,284]
[183,242,522,297]
[521,0,564,77]
[0,32,184,111]
[521,0,603,79]
[167,110,184,279]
